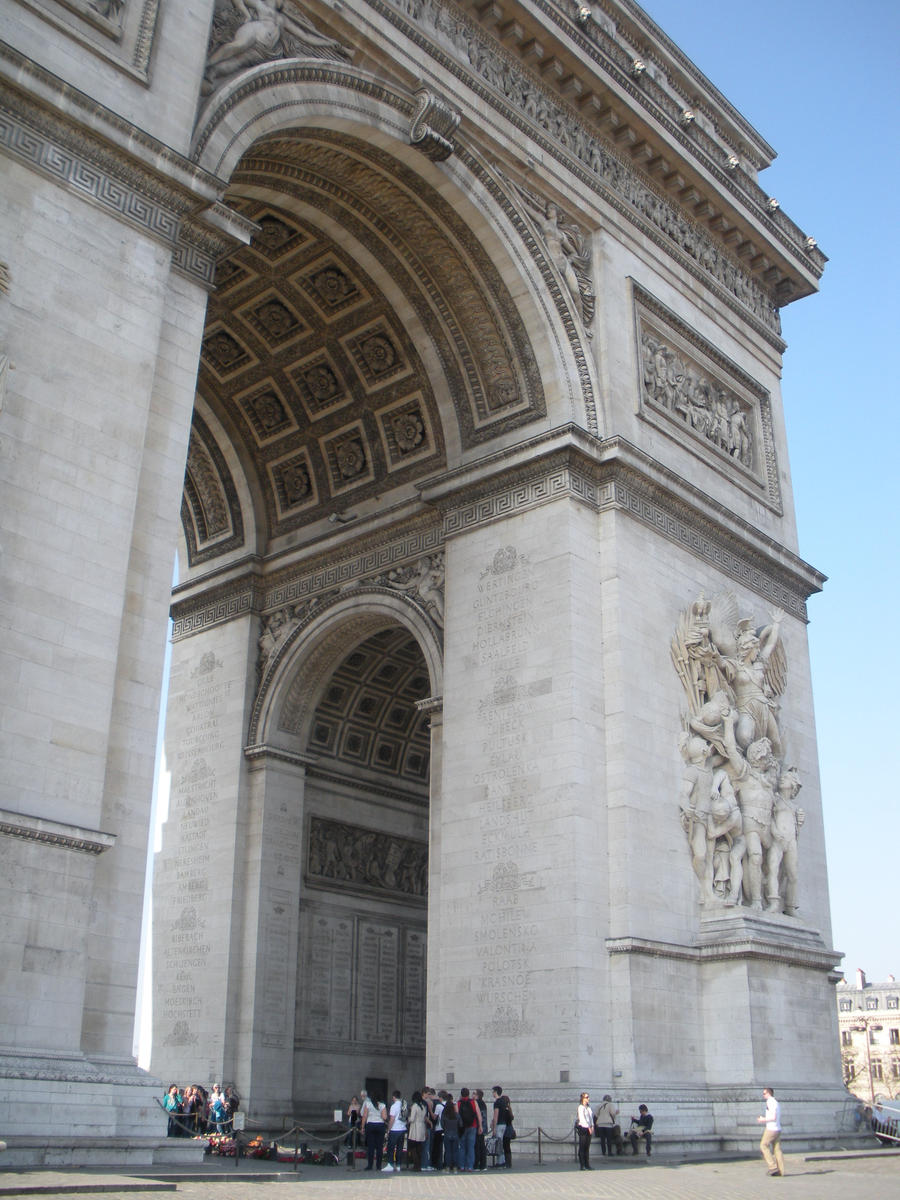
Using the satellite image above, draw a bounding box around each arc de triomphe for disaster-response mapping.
[0,0,844,1163]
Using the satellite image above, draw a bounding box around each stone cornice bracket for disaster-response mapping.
[0,808,117,855]
[175,203,259,289]
[409,84,461,161]
[244,743,319,767]
[414,695,444,716]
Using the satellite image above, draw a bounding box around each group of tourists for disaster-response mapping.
[346,1084,515,1172]
[574,1094,653,1169]
[163,1082,240,1137]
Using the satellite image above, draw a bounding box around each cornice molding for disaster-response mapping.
[333,0,814,332]
[195,50,779,344]
[244,743,317,768]
[422,426,823,613]
[0,808,116,855]
[0,47,249,287]
[537,0,822,272]
[170,576,258,641]
[606,935,840,974]
[170,514,444,640]
[368,0,786,337]
[171,427,824,641]
[306,768,429,806]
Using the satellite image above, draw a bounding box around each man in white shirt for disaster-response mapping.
[756,1087,785,1176]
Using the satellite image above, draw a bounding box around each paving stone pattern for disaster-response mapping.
[4,1153,900,1200]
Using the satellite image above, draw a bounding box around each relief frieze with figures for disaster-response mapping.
[306,815,427,903]
[634,287,781,512]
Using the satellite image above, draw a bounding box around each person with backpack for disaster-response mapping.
[457,1087,481,1171]
[224,1085,240,1134]
[208,1084,228,1134]
[383,1089,408,1172]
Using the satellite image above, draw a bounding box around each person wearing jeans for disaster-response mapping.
[360,1091,386,1171]
[440,1094,460,1171]
[384,1090,407,1172]
[458,1088,480,1171]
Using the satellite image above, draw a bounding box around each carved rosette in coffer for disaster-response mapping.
[634,288,781,512]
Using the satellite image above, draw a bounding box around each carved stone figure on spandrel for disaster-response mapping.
[202,0,350,95]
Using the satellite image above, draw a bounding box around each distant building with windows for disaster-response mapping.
[837,969,900,1104]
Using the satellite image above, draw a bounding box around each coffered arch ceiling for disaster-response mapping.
[291,625,432,798]
[182,128,548,567]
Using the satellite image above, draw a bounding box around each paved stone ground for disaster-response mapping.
[3,1152,900,1199]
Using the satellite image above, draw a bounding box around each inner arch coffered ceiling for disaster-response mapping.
[183,126,556,566]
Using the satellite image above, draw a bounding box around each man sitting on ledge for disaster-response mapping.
[629,1104,653,1156]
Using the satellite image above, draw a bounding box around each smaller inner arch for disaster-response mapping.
[298,626,432,794]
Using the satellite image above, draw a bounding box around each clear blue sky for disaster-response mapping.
[642,0,900,982]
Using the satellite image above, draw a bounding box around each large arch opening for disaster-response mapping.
[282,622,432,1109]
[181,122,553,568]
[156,73,589,1113]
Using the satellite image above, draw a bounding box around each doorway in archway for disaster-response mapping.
[287,625,431,1115]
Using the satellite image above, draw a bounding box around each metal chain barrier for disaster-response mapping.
[154,1099,588,1171]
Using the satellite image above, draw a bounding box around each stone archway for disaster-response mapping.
[156,70,588,1107]
[178,65,600,572]
[274,618,435,1113]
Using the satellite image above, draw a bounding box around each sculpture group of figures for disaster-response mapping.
[308,817,428,898]
[641,331,753,468]
[671,592,803,915]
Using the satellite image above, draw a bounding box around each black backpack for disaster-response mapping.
[459,1098,476,1128]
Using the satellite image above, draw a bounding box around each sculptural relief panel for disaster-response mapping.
[635,290,781,512]
[13,0,160,77]
[672,592,804,917]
